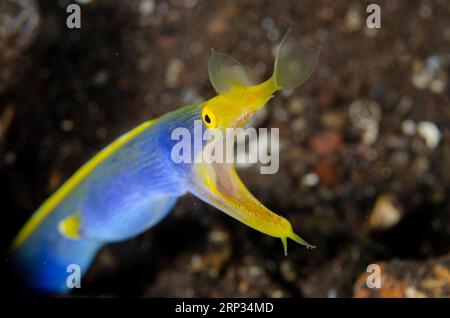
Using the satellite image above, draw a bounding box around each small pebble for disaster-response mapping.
[349,98,381,129]
[273,106,289,122]
[139,0,155,15]
[345,6,362,32]
[288,97,306,115]
[61,119,74,132]
[411,56,446,91]
[249,266,263,277]
[349,99,381,145]
[419,4,433,19]
[302,173,319,186]
[401,119,416,136]
[430,77,447,94]
[321,111,346,129]
[362,122,379,145]
[327,289,337,298]
[93,70,109,85]
[405,287,427,298]
[165,58,184,88]
[190,254,203,271]
[261,17,274,30]
[271,290,284,298]
[417,121,441,149]
[411,66,433,89]
[280,260,296,282]
[368,195,402,230]
[208,229,228,243]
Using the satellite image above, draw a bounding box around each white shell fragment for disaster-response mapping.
[368,195,402,231]
[417,121,441,149]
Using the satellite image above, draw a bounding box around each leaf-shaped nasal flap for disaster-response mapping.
[274,29,318,89]
[208,50,252,94]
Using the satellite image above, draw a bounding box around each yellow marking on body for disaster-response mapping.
[10,119,156,251]
[58,214,81,240]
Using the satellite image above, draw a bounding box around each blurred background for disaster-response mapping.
[1,0,449,297]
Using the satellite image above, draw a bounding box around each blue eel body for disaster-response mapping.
[11,29,319,293]
[12,104,203,292]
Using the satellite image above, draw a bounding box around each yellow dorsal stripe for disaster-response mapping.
[10,119,156,251]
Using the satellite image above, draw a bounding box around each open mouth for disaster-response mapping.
[190,132,314,254]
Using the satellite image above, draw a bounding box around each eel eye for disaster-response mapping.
[202,107,217,128]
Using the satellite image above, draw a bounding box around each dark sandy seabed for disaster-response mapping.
[0,0,449,297]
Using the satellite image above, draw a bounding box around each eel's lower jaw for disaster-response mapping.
[190,159,316,253]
